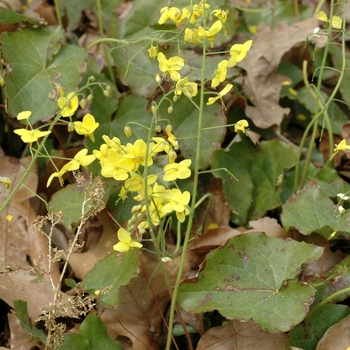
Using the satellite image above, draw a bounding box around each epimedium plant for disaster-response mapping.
[1,0,350,349]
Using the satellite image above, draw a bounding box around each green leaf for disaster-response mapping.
[281,182,350,237]
[80,313,123,350]
[49,178,117,230]
[313,166,350,198]
[157,90,226,170]
[0,7,43,25]
[288,304,350,350]
[111,41,162,97]
[13,300,47,344]
[177,233,323,332]
[60,0,96,30]
[94,94,152,145]
[83,249,139,307]
[61,314,122,350]
[1,27,87,123]
[212,138,297,225]
[61,334,90,350]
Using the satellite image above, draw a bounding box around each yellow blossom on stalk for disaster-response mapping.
[0,176,11,190]
[157,52,184,82]
[175,77,198,98]
[167,132,179,150]
[148,45,158,58]
[152,137,170,154]
[317,11,342,29]
[158,6,182,24]
[125,173,158,197]
[228,40,253,67]
[14,128,51,143]
[197,20,223,48]
[211,9,227,23]
[331,139,350,159]
[123,139,155,171]
[113,228,142,252]
[57,92,79,117]
[17,111,32,121]
[161,188,191,223]
[234,120,249,134]
[163,159,192,181]
[47,168,67,187]
[63,148,96,171]
[211,59,228,88]
[73,113,99,142]
[207,84,233,105]
[184,28,200,44]
[101,152,134,181]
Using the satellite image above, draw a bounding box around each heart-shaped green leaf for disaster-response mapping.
[177,233,323,332]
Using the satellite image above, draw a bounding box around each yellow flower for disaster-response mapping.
[101,152,134,181]
[63,148,96,171]
[157,52,184,82]
[163,159,192,181]
[228,40,253,67]
[161,188,191,223]
[47,168,67,187]
[211,9,227,23]
[73,113,99,142]
[175,77,198,98]
[17,111,32,121]
[0,176,11,190]
[113,228,142,252]
[330,139,350,159]
[207,84,233,105]
[14,128,51,143]
[211,59,228,88]
[184,28,200,44]
[148,45,158,58]
[158,6,182,24]
[197,20,223,48]
[317,11,342,29]
[57,92,79,117]
[234,119,249,134]
[123,139,154,170]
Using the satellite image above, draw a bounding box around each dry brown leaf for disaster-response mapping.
[190,227,241,255]
[69,211,117,279]
[240,17,318,129]
[0,156,65,319]
[100,251,190,350]
[243,217,288,238]
[7,311,41,349]
[197,320,288,350]
[316,314,350,350]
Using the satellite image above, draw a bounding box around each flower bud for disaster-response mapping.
[151,105,157,115]
[165,124,173,135]
[105,85,112,94]
[173,94,178,103]
[168,149,177,163]
[155,125,162,133]
[87,94,93,102]
[156,74,163,85]
[79,98,87,109]
[103,90,110,97]
[167,106,174,114]
[124,125,132,137]
[89,76,96,82]
[67,122,75,132]
[0,76,5,87]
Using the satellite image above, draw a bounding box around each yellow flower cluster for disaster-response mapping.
[149,1,252,106]
[90,129,192,234]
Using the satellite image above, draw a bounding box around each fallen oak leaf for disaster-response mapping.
[239,17,318,129]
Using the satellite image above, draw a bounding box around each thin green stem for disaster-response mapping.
[96,0,116,86]
[165,6,207,350]
[53,0,63,28]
